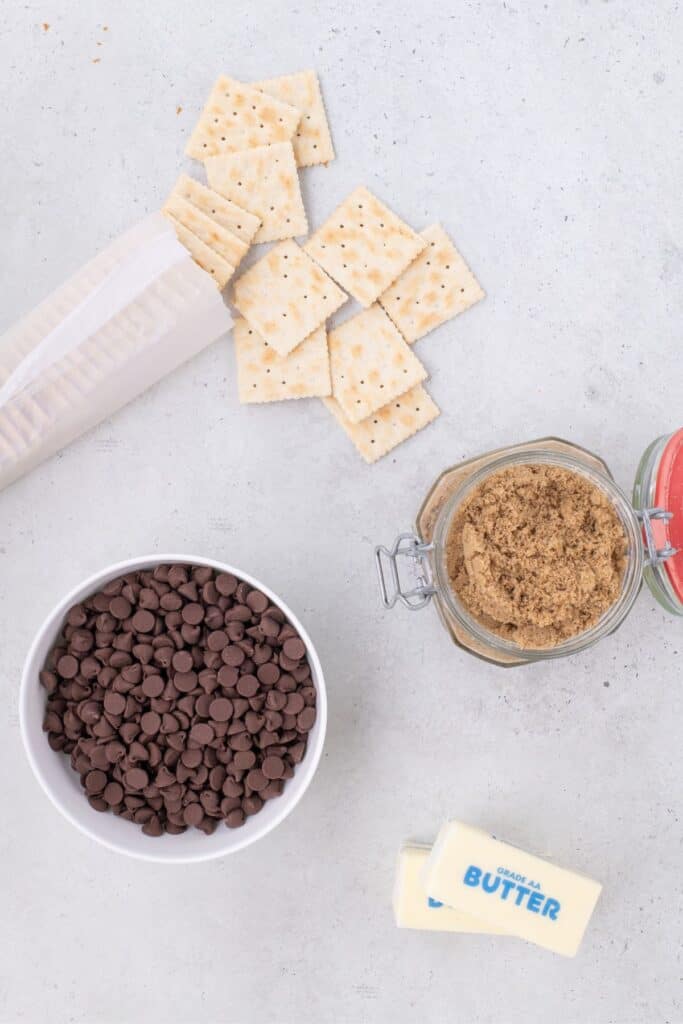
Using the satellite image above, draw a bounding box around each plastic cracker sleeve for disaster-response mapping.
[0,213,233,493]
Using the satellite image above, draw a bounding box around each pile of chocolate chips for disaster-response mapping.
[40,564,316,836]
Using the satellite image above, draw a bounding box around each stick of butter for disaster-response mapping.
[422,822,602,957]
[394,844,508,934]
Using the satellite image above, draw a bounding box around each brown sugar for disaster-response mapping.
[445,464,628,648]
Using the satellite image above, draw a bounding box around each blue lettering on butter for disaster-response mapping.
[482,873,500,894]
[500,878,516,900]
[514,885,531,906]
[528,891,544,913]
[464,866,481,886]
[462,864,561,920]
[542,898,560,920]
[427,897,444,908]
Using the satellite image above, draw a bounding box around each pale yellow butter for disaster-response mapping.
[422,821,602,957]
[393,844,507,934]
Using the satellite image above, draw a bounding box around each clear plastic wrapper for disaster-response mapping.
[0,213,233,492]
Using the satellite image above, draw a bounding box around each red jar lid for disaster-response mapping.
[653,427,683,602]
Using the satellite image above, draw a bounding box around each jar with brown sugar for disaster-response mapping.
[376,434,683,666]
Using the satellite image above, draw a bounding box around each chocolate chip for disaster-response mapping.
[284,692,305,716]
[246,590,269,614]
[85,770,107,793]
[40,564,315,836]
[104,741,126,763]
[225,604,251,623]
[132,609,155,633]
[124,767,149,790]
[181,603,204,626]
[142,816,163,837]
[283,637,306,661]
[221,645,245,668]
[171,650,193,673]
[181,748,202,769]
[103,781,124,805]
[232,750,256,771]
[215,573,238,596]
[57,654,79,679]
[225,808,245,828]
[265,690,287,711]
[67,604,88,626]
[297,707,316,731]
[174,671,198,694]
[183,803,204,827]
[109,596,132,620]
[259,616,280,638]
[217,665,238,689]
[236,675,259,698]
[243,795,263,816]
[90,745,110,770]
[257,662,280,685]
[140,711,161,735]
[262,755,285,780]
[208,697,233,722]
[103,691,126,716]
[190,722,214,745]
[245,769,267,792]
[142,674,164,699]
[207,630,228,652]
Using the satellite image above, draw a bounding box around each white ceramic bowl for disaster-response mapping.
[19,554,327,863]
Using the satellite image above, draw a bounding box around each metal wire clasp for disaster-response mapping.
[637,507,679,566]
[374,532,437,610]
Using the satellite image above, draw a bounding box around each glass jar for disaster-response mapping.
[376,435,682,667]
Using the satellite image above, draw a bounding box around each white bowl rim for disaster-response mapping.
[19,553,327,864]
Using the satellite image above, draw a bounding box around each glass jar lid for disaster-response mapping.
[652,428,683,604]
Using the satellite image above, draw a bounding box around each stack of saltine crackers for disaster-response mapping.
[162,71,484,463]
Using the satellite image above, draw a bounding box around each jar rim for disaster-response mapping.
[431,448,644,661]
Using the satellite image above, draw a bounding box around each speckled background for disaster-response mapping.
[0,2,681,1022]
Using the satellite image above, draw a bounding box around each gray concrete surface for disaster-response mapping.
[0,2,681,1022]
